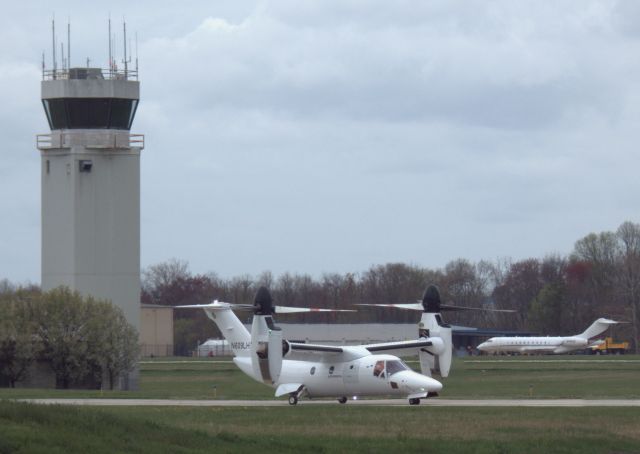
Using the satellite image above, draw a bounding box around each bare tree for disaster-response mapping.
[142,259,190,297]
[492,259,542,330]
[617,221,640,353]
[572,231,619,325]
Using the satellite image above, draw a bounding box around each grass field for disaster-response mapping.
[1,355,639,453]
[0,355,638,400]
[1,401,639,453]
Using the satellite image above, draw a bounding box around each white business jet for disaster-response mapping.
[177,285,453,405]
[476,318,618,354]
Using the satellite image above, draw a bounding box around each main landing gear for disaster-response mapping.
[288,394,298,405]
[409,398,421,405]
[338,396,348,404]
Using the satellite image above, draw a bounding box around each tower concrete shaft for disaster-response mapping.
[37,68,143,336]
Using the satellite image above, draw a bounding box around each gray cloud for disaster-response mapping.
[1,1,639,282]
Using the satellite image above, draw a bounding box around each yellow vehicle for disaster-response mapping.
[589,337,629,355]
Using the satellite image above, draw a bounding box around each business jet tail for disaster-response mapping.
[578,318,617,340]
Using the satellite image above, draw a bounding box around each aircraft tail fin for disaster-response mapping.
[578,318,617,340]
[175,302,252,357]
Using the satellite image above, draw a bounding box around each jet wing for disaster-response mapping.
[519,346,556,353]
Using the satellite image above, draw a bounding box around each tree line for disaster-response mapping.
[139,221,640,354]
[2,221,638,357]
[0,287,139,389]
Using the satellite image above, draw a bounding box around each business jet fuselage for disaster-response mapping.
[477,318,617,354]
[477,335,588,354]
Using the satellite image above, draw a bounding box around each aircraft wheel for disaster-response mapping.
[409,398,420,405]
[338,396,348,404]
[288,395,298,405]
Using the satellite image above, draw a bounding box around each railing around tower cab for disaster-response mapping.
[129,134,144,148]
[36,134,53,149]
[42,67,138,81]
[36,133,145,150]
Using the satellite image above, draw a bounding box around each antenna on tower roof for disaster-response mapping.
[67,18,71,70]
[51,15,57,78]
[123,18,128,79]
[108,15,112,76]
[135,31,139,77]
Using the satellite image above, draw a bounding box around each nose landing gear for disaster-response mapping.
[338,396,348,404]
[288,394,298,405]
[408,398,421,405]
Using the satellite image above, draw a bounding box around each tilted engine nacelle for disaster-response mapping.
[249,286,285,384]
[251,315,284,384]
[418,312,452,378]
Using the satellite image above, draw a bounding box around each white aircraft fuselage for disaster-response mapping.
[476,336,587,354]
[477,318,618,355]
[234,352,441,399]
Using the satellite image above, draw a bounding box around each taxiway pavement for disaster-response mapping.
[14,398,640,407]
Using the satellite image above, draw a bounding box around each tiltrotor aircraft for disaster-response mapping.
[177,285,455,405]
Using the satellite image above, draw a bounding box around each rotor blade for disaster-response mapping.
[274,305,355,314]
[355,303,424,311]
[173,301,254,311]
[440,304,517,313]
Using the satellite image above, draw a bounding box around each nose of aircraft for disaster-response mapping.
[397,371,442,393]
[477,342,488,351]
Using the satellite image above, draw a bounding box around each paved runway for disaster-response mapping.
[15,398,640,407]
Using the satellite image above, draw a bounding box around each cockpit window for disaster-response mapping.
[385,360,409,376]
[373,360,408,378]
[373,360,385,378]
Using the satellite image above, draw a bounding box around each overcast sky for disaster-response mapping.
[1,1,639,283]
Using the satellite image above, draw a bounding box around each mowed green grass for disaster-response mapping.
[1,401,639,453]
[0,355,638,400]
[1,356,639,453]
[442,355,640,399]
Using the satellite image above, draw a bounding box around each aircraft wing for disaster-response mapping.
[361,339,434,353]
[289,342,343,353]
[289,339,433,354]
[519,346,556,353]
[286,339,434,361]
[285,342,347,361]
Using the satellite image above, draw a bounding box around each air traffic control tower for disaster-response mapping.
[37,59,143,388]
